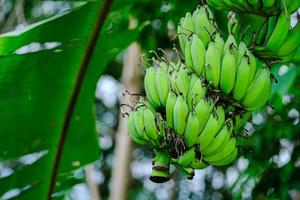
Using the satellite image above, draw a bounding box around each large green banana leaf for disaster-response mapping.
[0,0,139,199]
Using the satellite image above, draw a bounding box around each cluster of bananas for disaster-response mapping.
[207,0,300,16]
[178,6,271,111]
[207,0,300,62]
[126,2,299,183]
[127,60,239,182]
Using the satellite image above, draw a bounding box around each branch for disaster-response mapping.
[47,0,113,199]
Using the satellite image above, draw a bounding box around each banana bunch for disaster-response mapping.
[254,11,300,63]
[206,0,300,16]
[127,60,241,182]
[207,0,300,63]
[127,98,166,149]
[181,31,272,110]
[126,2,298,183]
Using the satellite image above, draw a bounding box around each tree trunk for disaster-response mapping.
[109,42,141,200]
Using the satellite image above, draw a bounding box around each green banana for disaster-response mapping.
[173,95,189,136]
[144,67,161,108]
[191,34,206,76]
[209,147,238,166]
[233,56,250,101]
[166,91,177,128]
[187,77,206,109]
[276,21,300,56]
[242,68,271,110]
[178,147,196,166]
[190,158,208,169]
[184,36,193,71]
[143,107,159,142]
[220,49,237,94]
[215,106,226,133]
[259,11,291,52]
[193,6,215,47]
[155,62,169,106]
[184,111,200,147]
[205,41,221,88]
[194,98,214,133]
[203,120,233,156]
[178,22,187,53]
[203,137,237,163]
[256,20,268,45]
[170,66,190,99]
[237,42,248,65]
[183,12,194,33]
[223,34,237,55]
[247,50,257,84]
[198,106,225,151]
[214,33,225,57]
[134,108,157,147]
[127,111,146,145]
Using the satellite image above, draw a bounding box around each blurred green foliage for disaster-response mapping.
[0,0,299,199]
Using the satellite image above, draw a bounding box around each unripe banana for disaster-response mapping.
[184,111,200,147]
[237,42,247,65]
[184,36,193,72]
[209,147,238,166]
[133,108,145,137]
[223,34,237,55]
[190,158,208,169]
[143,107,159,142]
[193,6,214,47]
[178,147,196,166]
[205,42,221,88]
[178,22,186,53]
[134,108,157,147]
[155,113,165,136]
[198,106,225,151]
[242,68,271,110]
[127,111,146,145]
[170,66,190,99]
[214,33,225,57]
[246,50,257,85]
[233,56,250,101]
[194,98,214,133]
[144,67,161,108]
[155,62,170,106]
[183,12,194,33]
[203,120,233,156]
[276,22,300,56]
[256,21,268,45]
[191,34,206,76]
[166,91,177,128]
[173,95,189,136]
[187,77,206,109]
[258,11,291,52]
[220,49,237,94]
[215,106,226,134]
[203,137,236,163]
